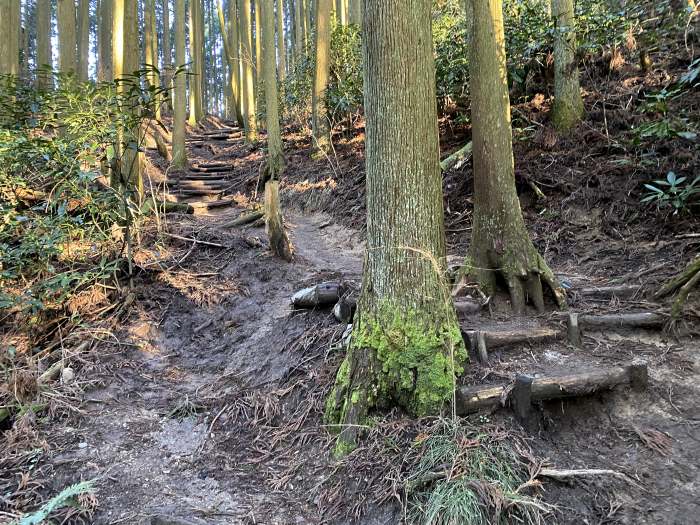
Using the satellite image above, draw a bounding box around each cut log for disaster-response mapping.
[221,210,264,228]
[578,312,665,329]
[567,313,582,347]
[455,363,648,416]
[463,327,561,356]
[264,181,294,261]
[166,178,228,187]
[190,165,234,173]
[333,295,357,323]
[578,285,642,299]
[453,298,483,315]
[292,282,343,308]
[183,172,233,180]
[171,188,227,196]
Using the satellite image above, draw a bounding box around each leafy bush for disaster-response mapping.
[642,171,700,215]
[327,23,363,130]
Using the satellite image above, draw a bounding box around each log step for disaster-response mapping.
[456,363,648,416]
[166,178,228,187]
[172,188,227,196]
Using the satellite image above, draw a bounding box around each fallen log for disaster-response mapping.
[440,141,472,172]
[292,282,343,308]
[578,285,642,299]
[190,165,234,173]
[463,327,561,361]
[172,188,227,196]
[578,312,665,329]
[453,298,483,315]
[333,295,357,323]
[221,209,264,228]
[166,178,229,187]
[455,363,648,416]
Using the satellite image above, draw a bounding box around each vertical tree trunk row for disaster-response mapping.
[173,0,188,168]
[311,0,331,153]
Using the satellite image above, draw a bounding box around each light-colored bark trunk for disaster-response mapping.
[217,0,243,124]
[240,0,258,140]
[312,0,331,153]
[173,0,187,168]
[77,0,90,80]
[255,0,262,90]
[551,0,583,130]
[162,0,172,109]
[293,0,302,58]
[276,0,286,82]
[145,0,161,118]
[325,0,465,456]
[57,0,77,74]
[188,0,204,124]
[36,0,53,87]
[466,0,565,314]
[98,0,113,82]
[229,0,245,123]
[0,0,20,76]
[349,0,361,26]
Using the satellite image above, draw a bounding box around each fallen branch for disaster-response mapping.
[538,468,630,482]
[222,209,264,228]
[163,232,228,248]
[440,141,472,172]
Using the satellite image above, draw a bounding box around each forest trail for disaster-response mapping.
[45,131,366,524]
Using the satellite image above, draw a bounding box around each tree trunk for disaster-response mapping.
[36,0,53,87]
[77,0,90,81]
[162,0,172,110]
[255,0,262,91]
[188,0,204,124]
[349,0,361,26]
[57,0,77,74]
[217,0,241,125]
[0,0,20,76]
[551,0,584,130]
[325,0,466,455]
[144,0,161,118]
[276,0,287,82]
[228,0,245,124]
[293,0,303,58]
[98,0,113,82]
[113,0,142,196]
[466,0,566,314]
[312,0,331,154]
[240,0,258,140]
[173,0,188,168]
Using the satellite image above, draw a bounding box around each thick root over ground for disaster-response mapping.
[655,256,700,323]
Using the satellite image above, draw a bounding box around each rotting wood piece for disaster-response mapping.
[455,363,648,416]
[292,282,343,308]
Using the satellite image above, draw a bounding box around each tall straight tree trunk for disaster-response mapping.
[145,0,161,118]
[0,0,20,76]
[240,0,258,140]
[21,3,30,79]
[311,0,331,153]
[325,0,465,456]
[349,0,360,26]
[36,0,53,87]
[57,0,77,74]
[254,0,262,88]
[229,0,245,123]
[162,0,172,110]
[262,0,293,260]
[217,0,243,124]
[113,0,142,196]
[276,0,286,82]
[466,0,565,314]
[77,0,90,80]
[173,0,187,167]
[300,0,309,49]
[551,0,583,130]
[98,0,113,81]
[188,0,204,124]
[293,0,302,58]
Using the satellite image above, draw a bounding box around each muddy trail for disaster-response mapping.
[3,118,699,525]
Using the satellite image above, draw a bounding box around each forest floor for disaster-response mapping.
[2,55,700,525]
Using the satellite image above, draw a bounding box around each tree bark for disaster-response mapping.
[551,0,584,130]
[349,0,361,26]
[162,0,172,109]
[228,0,245,124]
[188,0,204,124]
[36,0,53,87]
[312,0,332,154]
[57,0,77,74]
[0,1,20,77]
[276,0,287,82]
[465,0,566,315]
[325,0,466,455]
[240,0,258,140]
[98,0,113,82]
[77,0,90,81]
[173,0,188,168]
[144,0,161,119]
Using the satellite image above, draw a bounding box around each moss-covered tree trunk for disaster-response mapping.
[77,0,90,81]
[466,0,566,314]
[312,0,331,154]
[551,0,583,131]
[173,0,187,168]
[36,0,52,87]
[57,0,77,74]
[325,0,466,455]
[98,0,113,82]
[0,0,20,77]
[276,0,286,82]
[240,0,258,140]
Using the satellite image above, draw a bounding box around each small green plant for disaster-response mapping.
[642,171,700,214]
[13,479,95,525]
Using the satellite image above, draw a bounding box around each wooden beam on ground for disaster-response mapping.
[455,363,648,416]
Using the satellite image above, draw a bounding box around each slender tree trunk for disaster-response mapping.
[325,0,465,456]
[293,0,303,58]
[262,0,293,260]
[276,0,286,82]
[162,0,172,109]
[349,0,361,26]
[21,3,30,79]
[77,0,90,80]
[217,0,243,124]
[229,0,245,123]
[188,0,204,124]
[301,0,309,49]
[551,0,584,130]
[57,0,77,74]
[466,0,565,314]
[145,0,162,118]
[0,0,20,76]
[240,0,258,140]
[98,0,114,81]
[173,0,187,168]
[113,0,142,196]
[36,0,53,87]
[312,0,331,153]
[254,0,263,94]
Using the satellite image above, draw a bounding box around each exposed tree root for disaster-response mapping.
[655,256,700,323]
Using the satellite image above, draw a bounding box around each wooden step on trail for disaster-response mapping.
[463,326,562,364]
[166,178,229,187]
[456,363,648,418]
[172,188,227,196]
